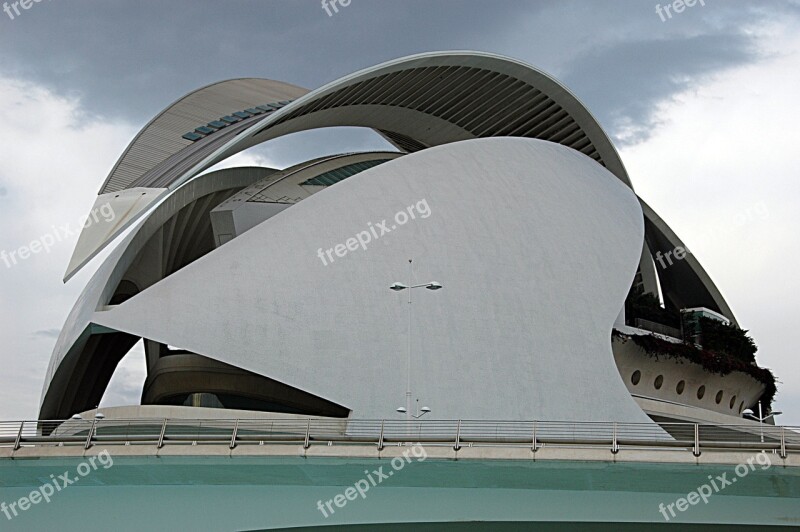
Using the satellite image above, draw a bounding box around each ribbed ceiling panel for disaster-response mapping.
[100,79,309,194]
[271,67,602,167]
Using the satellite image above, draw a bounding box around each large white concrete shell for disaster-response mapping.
[101,78,308,195]
[43,51,755,424]
[88,138,653,422]
[65,51,659,285]
[40,167,276,419]
[65,78,309,281]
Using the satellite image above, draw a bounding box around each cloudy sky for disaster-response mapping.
[1,0,798,423]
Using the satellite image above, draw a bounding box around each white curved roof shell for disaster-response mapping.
[101,78,308,194]
[89,138,653,422]
[45,51,742,422]
[65,51,635,282]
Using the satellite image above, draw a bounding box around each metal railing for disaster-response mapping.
[633,318,682,340]
[1,419,798,458]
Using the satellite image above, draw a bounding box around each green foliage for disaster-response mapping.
[612,330,777,413]
[625,285,680,328]
[696,317,757,365]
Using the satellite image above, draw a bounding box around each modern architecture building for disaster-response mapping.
[1,51,796,531]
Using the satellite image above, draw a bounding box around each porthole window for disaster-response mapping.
[739,401,745,414]
[715,390,724,404]
[676,380,685,395]
[697,385,706,400]
[631,370,641,386]
[654,375,664,390]
[730,395,737,409]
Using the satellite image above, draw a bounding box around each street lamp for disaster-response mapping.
[390,259,442,421]
[743,403,783,444]
[396,403,432,419]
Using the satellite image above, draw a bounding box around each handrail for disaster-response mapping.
[230,419,240,450]
[157,418,168,449]
[1,418,798,457]
[84,418,97,450]
[632,318,682,339]
[694,422,700,456]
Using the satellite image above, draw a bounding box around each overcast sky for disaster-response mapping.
[1,0,799,423]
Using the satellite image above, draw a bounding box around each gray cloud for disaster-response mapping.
[0,0,532,122]
[2,0,795,147]
[562,32,762,145]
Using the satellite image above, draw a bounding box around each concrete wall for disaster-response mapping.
[613,334,764,418]
[89,138,653,423]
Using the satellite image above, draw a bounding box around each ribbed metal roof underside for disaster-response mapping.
[270,65,603,165]
[127,111,268,190]
[98,53,631,197]
[100,78,308,194]
[68,52,639,283]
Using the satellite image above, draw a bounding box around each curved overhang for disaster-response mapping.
[65,51,634,282]
[40,167,276,420]
[87,138,657,423]
[243,51,632,184]
[43,152,399,419]
[210,151,403,245]
[142,354,349,417]
[640,198,738,325]
[100,78,308,195]
[63,79,308,282]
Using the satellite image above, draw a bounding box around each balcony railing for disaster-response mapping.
[633,318,682,339]
[1,418,798,458]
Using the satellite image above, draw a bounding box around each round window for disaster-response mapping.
[654,375,664,390]
[715,390,724,404]
[730,395,737,409]
[676,380,685,395]
[631,370,641,386]
[697,385,706,400]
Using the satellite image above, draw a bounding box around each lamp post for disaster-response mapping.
[390,259,442,421]
[397,398,432,419]
[743,402,783,444]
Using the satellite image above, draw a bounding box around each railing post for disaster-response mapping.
[157,418,168,449]
[13,421,24,451]
[780,426,787,459]
[229,419,239,450]
[84,418,98,450]
[7,417,781,456]
[611,422,619,454]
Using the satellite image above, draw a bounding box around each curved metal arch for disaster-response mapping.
[44,151,401,420]
[175,51,634,192]
[100,78,308,194]
[247,51,633,184]
[66,51,634,281]
[640,198,737,325]
[40,167,276,420]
